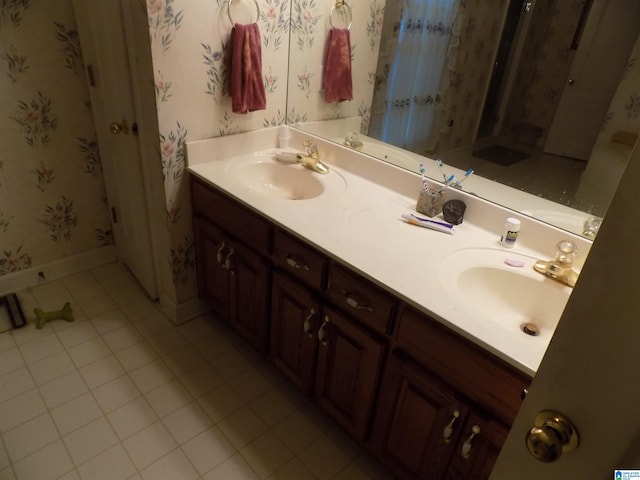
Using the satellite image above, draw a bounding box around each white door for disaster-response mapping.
[492,143,640,477]
[544,0,640,160]
[72,0,158,298]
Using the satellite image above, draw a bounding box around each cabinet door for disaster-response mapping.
[314,306,384,441]
[444,410,508,480]
[371,355,469,480]
[193,217,230,320]
[270,272,320,394]
[227,239,271,352]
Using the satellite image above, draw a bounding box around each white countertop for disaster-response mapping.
[186,128,592,377]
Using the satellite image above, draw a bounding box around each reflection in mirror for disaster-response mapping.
[289,0,640,239]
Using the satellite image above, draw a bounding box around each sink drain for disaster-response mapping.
[521,323,539,336]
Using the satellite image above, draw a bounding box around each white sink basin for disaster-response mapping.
[439,248,572,340]
[225,152,346,200]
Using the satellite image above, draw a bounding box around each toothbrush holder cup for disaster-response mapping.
[416,190,444,217]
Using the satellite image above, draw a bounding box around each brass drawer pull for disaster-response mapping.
[461,425,481,459]
[285,254,310,271]
[341,289,373,312]
[303,308,316,338]
[317,315,330,345]
[443,410,460,444]
[216,241,227,264]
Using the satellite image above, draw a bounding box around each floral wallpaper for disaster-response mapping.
[0,0,112,278]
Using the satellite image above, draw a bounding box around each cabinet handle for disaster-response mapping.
[224,249,235,273]
[341,289,373,312]
[443,410,460,444]
[317,315,330,345]
[285,254,310,271]
[303,308,316,338]
[216,241,227,264]
[460,425,481,459]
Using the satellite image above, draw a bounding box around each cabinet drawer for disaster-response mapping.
[394,306,531,425]
[272,230,327,290]
[327,264,395,336]
[191,177,271,255]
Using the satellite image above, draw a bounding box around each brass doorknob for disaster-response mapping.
[110,119,129,135]
[525,410,579,462]
[568,79,575,86]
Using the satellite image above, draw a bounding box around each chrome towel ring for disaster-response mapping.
[329,0,352,31]
[228,0,260,25]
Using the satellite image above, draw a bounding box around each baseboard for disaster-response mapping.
[159,293,210,325]
[0,246,118,296]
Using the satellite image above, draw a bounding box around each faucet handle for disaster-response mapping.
[303,140,318,156]
[555,240,577,267]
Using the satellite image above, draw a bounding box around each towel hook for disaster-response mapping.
[227,0,260,26]
[329,1,352,31]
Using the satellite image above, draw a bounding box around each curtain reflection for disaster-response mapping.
[370,0,460,154]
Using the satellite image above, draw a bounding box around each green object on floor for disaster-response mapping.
[34,302,74,329]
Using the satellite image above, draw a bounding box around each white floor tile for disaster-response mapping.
[178,364,224,399]
[181,426,236,475]
[217,406,268,450]
[0,348,25,377]
[0,332,16,354]
[78,296,118,319]
[228,367,273,403]
[18,334,63,364]
[63,417,118,465]
[192,333,236,362]
[176,316,219,343]
[31,281,67,302]
[129,360,174,394]
[197,384,244,423]
[144,379,192,418]
[56,321,99,349]
[76,444,136,480]
[210,348,254,381]
[56,470,81,480]
[28,351,76,386]
[298,435,351,480]
[102,326,144,353]
[78,355,125,389]
[107,397,158,440]
[50,392,103,435]
[10,322,53,346]
[239,431,293,480]
[0,389,46,433]
[109,285,147,309]
[3,413,59,462]
[61,271,96,291]
[333,462,374,480]
[161,401,212,445]
[132,313,174,339]
[66,337,112,368]
[249,389,297,428]
[115,341,158,372]
[91,375,141,413]
[140,448,198,480]
[120,300,159,322]
[202,453,259,480]
[0,466,16,480]
[69,284,107,304]
[12,440,73,480]
[272,410,322,454]
[146,330,189,357]
[90,310,131,336]
[38,371,88,409]
[161,345,205,377]
[122,422,177,470]
[0,367,36,404]
[0,437,9,470]
[266,458,316,480]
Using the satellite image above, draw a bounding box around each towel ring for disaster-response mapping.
[227,0,260,26]
[329,1,352,31]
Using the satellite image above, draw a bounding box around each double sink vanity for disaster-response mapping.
[186,127,591,479]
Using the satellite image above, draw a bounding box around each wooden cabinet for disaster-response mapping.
[270,231,386,441]
[190,174,531,477]
[192,178,271,352]
[370,306,530,479]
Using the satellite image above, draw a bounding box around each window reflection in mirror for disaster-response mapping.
[288,0,640,239]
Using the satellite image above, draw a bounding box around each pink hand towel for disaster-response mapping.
[230,23,266,114]
[322,28,353,103]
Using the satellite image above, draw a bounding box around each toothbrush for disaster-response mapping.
[419,163,430,192]
[451,169,474,188]
[436,159,447,182]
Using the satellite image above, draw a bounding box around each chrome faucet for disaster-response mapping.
[533,240,579,287]
[297,140,330,174]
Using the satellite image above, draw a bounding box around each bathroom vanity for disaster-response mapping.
[187,128,590,479]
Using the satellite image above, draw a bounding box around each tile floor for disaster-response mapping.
[0,262,393,480]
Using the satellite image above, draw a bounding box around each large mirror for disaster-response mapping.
[286,0,640,238]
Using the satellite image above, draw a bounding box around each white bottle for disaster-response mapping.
[500,217,520,248]
[278,125,291,149]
